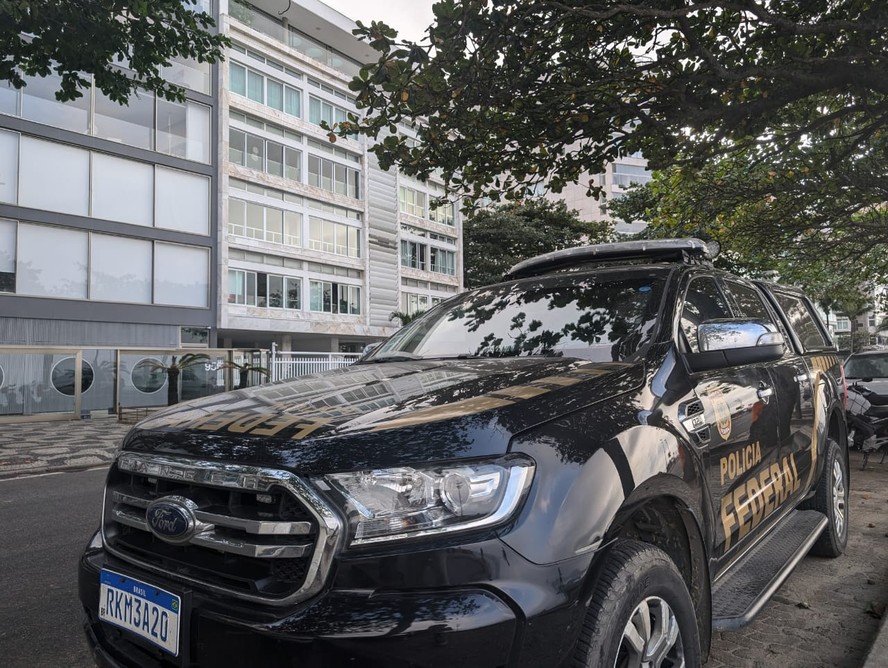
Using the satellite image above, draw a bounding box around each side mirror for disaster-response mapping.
[356,341,382,362]
[687,319,786,372]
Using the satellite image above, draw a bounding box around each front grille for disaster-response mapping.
[102,453,342,606]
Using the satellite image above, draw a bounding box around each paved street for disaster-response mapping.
[0,423,885,667]
[0,468,106,668]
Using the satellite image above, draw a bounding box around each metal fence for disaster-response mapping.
[270,350,361,382]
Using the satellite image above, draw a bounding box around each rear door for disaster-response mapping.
[761,287,841,499]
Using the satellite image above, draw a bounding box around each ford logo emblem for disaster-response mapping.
[145,496,198,544]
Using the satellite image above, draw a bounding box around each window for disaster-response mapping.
[51,357,94,396]
[401,292,429,315]
[154,243,209,308]
[94,88,154,149]
[17,223,89,299]
[0,218,16,293]
[429,200,454,226]
[308,218,360,257]
[228,269,300,309]
[91,153,154,227]
[612,163,652,188]
[229,199,301,247]
[0,130,17,204]
[164,56,211,95]
[90,234,152,303]
[131,358,166,394]
[155,167,210,235]
[773,292,831,351]
[308,155,360,198]
[308,95,348,128]
[21,73,89,133]
[399,186,425,217]
[230,62,301,118]
[429,247,456,275]
[401,240,426,270]
[309,280,360,314]
[0,80,18,116]
[229,128,302,183]
[835,317,851,333]
[723,280,774,324]
[19,137,89,216]
[680,277,732,352]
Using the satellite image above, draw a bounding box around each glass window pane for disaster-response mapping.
[267,80,283,111]
[0,218,15,293]
[268,275,283,308]
[0,80,19,116]
[186,102,210,163]
[321,159,333,191]
[334,163,347,195]
[284,147,300,181]
[310,281,322,311]
[229,128,246,165]
[309,97,321,124]
[154,243,209,307]
[335,224,347,255]
[286,277,300,309]
[284,87,300,116]
[0,130,17,204]
[91,153,154,227]
[94,89,154,149]
[348,227,359,258]
[157,98,187,158]
[267,141,283,177]
[229,199,246,236]
[90,234,152,303]
[246,271,256,305]
[21,73,89,133]
[247,70,264,102]
[17,223,88,299]
[155,167,209,235]
[246,202,264,238]
[164,57,211,94]
[230,63,247,96]
[266,207,283,243]
[228,270,243,304]
[246,134,264,171]
[284,211,301,246]
[19,137,89,216]
[308,156,319,187]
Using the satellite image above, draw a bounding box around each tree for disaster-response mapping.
[339,1,888,207]
[1,1,229,104]
[146,353,210,406]
[462,199,610,289]
[390,310,427,327]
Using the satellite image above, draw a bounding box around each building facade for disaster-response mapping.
[217,0,462,353]
[0,0,464,358]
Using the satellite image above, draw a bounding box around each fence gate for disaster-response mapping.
[270,346,360,382]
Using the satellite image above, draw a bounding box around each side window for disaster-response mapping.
[772,292,831,351]
[723,280,775,324]
[680,277,732,352]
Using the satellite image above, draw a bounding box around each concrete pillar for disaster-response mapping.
[281,334,293,352]
[329,337,340,352]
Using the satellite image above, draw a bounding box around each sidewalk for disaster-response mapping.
[0,417,131,479]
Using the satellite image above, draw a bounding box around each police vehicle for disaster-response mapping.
[79,239,848,667]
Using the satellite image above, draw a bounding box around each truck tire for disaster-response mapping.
[802,437,849,558]
[572,540,701,668]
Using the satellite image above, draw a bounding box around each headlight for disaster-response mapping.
[317,455,534,546]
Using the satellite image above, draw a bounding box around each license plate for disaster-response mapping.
[99,570,181,656]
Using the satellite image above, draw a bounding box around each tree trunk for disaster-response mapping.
[167,367,180,405]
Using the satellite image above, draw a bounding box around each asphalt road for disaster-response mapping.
[0,467,107,668]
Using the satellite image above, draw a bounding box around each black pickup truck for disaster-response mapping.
[79,239,848,667]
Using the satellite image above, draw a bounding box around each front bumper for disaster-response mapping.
[80,534,595,668]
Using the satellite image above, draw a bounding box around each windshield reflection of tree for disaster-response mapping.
[392,275,664,363]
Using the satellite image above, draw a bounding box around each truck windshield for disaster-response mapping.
[369,271,667,363]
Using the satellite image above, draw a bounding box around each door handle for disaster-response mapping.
[757,383,773,402]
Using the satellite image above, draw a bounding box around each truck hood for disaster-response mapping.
[123,357,643,476]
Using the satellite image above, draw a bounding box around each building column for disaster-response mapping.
[281,334,292,352]
[329,336,340,353]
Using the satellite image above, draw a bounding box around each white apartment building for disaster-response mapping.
[548,151,651,236]
[218,0,462,353]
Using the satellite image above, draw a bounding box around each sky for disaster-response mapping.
[320,0,435,43]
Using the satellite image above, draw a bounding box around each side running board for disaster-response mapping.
[712,509,827,631]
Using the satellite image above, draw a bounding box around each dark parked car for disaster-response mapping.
[79,239,848,667]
